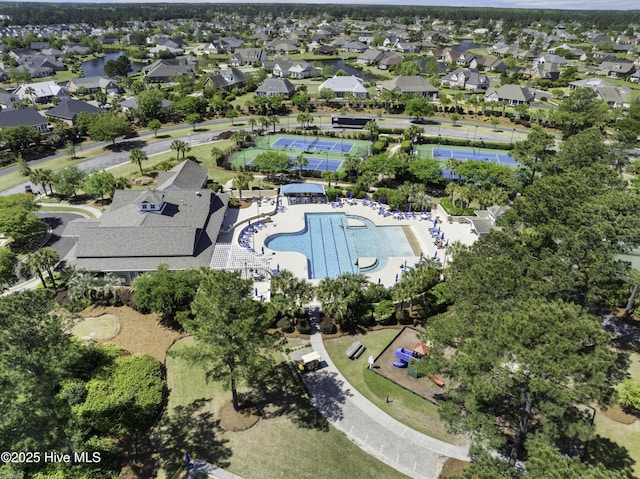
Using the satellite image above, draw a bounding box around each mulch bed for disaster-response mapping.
[601,403,637,425]
[218,399,261,432]
[79,305,184,363]
[371,327,446,404]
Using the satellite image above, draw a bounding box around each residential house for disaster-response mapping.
[203,68,247,92]
[143,58,196,82]
[470,57,507,72]
[441,68,490,91]
[396,42,421,54]
[340,41,368,53]
[46,99,100,125]
[229,48,267,67]
[0,107,49,134]
[357,49,385,65]
[255,77,296,98]
[523,62,560,81]
[378,52,404,70]
[266,39,299,55]
[0,88,19,109]
[64,159,230,284]
[485,85,535,106]
[596,61,636,79]
[67,76,120,95]
[569,78,631,108]
[272,60,314,79]
[120,96,172,114]
[63,44,91,55]
[14,81,71,104]
[379,75,438,98]
[313,45,336,55]
[534,53,568,67]
[318,75,368,98]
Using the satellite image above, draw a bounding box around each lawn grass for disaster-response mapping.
[324,329,461,444]
[593,350,640,478]
[160,337,411,479]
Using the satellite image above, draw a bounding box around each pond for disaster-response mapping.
[313,59,377,80]
[81,51,145,77]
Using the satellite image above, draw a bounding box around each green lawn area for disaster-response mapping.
[158,337,410,479]
[324,329,461,444]
[593,348,640,478]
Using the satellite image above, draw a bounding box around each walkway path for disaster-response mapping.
[299,309,469,479]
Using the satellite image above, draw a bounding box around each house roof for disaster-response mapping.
[485,85,534,102]
[69,188,229,273]
[256,77,296,95]
[156,159,208,191]
[69,76,118,90]
[318,75,367,94]
[380,75,438,94]
[0,107,47,128]
[46,99,100,121]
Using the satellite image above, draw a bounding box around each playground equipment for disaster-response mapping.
[391,343,445,387]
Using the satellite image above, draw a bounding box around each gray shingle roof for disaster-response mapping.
[46,99,100,121]
[0,107,47,128]
[156,159,208,191]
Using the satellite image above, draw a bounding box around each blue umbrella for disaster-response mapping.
[255,288,258,296]
[377,197,381,205]
[184,451,191,466]
[378,277,381,284]
[349,191,353,199]
[261,246,265,255]
[419,251,423,260]
[395,206,399,214]
[395,273,399,282]
[336,194,339,202]
[408,204,412,212]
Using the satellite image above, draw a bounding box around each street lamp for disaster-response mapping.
[188,133,191,147]
[511,128,516,144]
[474,125,478,141]
[437,134,441,156]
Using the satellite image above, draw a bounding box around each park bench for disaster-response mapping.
[346,341,366,360]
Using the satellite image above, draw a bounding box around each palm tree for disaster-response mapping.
[232,171,254,200]
[248,118,258,133]
[211,147,225,167]
[28,247,60,288]
[293,153,308,178]
[267,114,280,134]
[259,116,270,133]
[365,120,379,141]
[129,148,148,176]
[445,158,461,184]
[24,86,36,105]
[270,270,313,322]
[170,139,188,161]
[316,273,368,330]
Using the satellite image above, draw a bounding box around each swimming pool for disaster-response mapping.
[265,213,415,279]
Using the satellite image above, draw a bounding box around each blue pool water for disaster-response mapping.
[265,213,415,279]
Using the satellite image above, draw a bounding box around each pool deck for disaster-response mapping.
[220,191,478,293]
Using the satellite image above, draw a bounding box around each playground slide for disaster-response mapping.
[395,348,415,363]
[429,374,445,387]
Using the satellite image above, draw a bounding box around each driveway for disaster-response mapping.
[36,211,82,266]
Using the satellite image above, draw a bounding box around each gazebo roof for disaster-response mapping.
[281,183,325,195]
[413,342,429,357]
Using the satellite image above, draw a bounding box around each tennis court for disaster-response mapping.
[432,147,518,166]
[247,156,343,172]
[271,136,354,154]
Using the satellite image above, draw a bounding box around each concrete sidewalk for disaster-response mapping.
[300,310,469,479]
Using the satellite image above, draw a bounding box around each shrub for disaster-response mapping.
[73,353,164,436]
[618,378,640,412]
[277,317,294,333]
[296,317,312,335]
[439,196,476,216]
[319,317,337,334]
[373,300,396,325]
